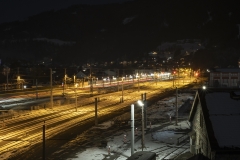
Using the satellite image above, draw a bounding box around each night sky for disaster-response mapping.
[0,0,133,24]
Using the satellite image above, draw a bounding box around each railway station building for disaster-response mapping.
[189,88,240,159]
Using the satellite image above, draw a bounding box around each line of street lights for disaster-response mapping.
[48,68,182,122]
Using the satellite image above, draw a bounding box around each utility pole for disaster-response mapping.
[63,68,66,95]
[103,77,104,88]
[144,93,147,129]
[132,72,134,84]
[178,65,180,85]
[190,68,192,82]
[175,87,178,125]
[138,70,140,92]
[117,69,119,91]
[155,71,157,85]
[90,68,93,96]
[95,97,98,125]
[141,103,144,151]
[117,79,119,92]
[17,67,19,89]
[4,67,10,90]
[7,68,8,90]
[74,74,76,86]
[50,68,53,109]
[172,73,175,88]
[108,69,111,85]
[64,68,66,87]
[42,121,46,160]
[138,77,140,92]
[121,78,124,103]
[75,88,77,112]
[36,79,38,99]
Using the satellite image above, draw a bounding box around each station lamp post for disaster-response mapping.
[137,100,145,151]
[202,85,206,90]
[130,104,134,155]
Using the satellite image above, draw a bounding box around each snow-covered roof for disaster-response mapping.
[189,88,240,149]
[211,68,240,73]
[206,92,240,148]
[76,71,87,78]
[104,70,116,76]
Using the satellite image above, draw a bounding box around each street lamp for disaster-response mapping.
[117,77,119,91]
[202,85,206,90]
[137,100,145,151]
[130,104,134,155]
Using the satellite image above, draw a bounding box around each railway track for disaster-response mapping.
[0,80,193,159]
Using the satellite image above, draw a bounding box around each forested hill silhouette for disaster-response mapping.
[0,0,240,66]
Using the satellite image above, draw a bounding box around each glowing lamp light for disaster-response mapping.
[137,100,144,107]
[202,85,206,90]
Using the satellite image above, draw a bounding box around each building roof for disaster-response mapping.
[189,88,240,151]
[187,153,210,160]
[211,68,240,73]
[126,151,156,160]
[104,70,116,77]
[76,71,87,78]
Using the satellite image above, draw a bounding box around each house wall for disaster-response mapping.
[190,90,240,159]
[215,153,240,160]
[209,72,240,87]
[190,102,212,158]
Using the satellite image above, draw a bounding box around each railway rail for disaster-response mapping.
[0,79,196,159]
